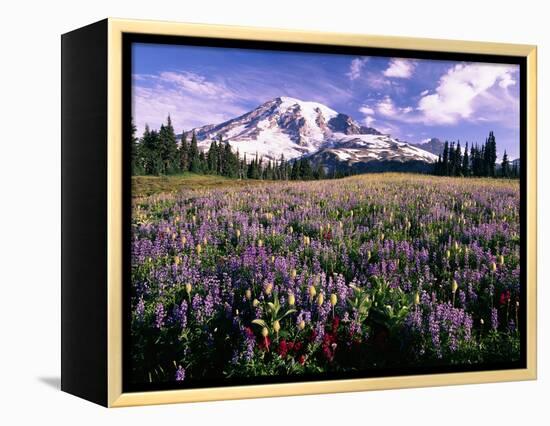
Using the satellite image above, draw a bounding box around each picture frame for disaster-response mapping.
[61,18,537,407]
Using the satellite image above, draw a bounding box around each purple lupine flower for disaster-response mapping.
[458,290,466,308]
[175,366,186,381]
[428,311,441,358]
[463,314,473,341]
[154,302,165,329]
[242,327,255,362]
[135,296,145,320]
[296,310,312,326]
[407,306,423,331]
[179,300,188,329]
[491,308,499,331]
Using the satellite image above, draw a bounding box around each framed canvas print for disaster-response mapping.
[61,18,537,407]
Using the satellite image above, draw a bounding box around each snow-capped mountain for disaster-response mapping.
[188,96,437,172]
[308,134,438,173]
[411,138,445,156]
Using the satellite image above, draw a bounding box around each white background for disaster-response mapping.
[0,0,547,424]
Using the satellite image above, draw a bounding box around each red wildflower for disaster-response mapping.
[500,290,511,306]
[321,332,337,362]
[323,345,335,362]
[323,332,336,346]
[298,355,306,365]
[257,335,271,351]
[294,341,303,352]
[277,339,289,358]
[309,329,317,342]
[332,316,340,333]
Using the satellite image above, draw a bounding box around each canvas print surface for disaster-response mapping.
[128,41,522,389]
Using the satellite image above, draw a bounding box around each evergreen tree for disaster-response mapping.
[290,161,299,180]
[470,144,477,176]
[178,132,189,172]
[462,142,469,176]
[273,160,280,180]
[313,164,326,180]
[207,140,219,174]
[442,141,450,176]
[140,125,163,175]
[278,154,287,180]
[501,150,510,178]
[263,160,272,180]
[472,143,483,177]
[223,141,239,178]
[247,155,254,179]
[511,160,519,178]
[298,158,313,180]
[189,132,201,173]
[434,154,442,175]
[454,141,463,176]
[217,135,225,175]
[198,151,206,174]
[448,142,455,176]
[248,154,261,179]
[485,131,497,177]
[480,143,486,176]
[257,156,264,179]
[241,153,248,180]
[130,118,143,175]
[158,115,179,174]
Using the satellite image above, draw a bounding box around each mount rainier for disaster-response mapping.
[186,96,438,173]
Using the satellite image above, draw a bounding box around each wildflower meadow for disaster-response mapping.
[130,173,521,385]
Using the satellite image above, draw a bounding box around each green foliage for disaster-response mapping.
[158,115,179,174]
[433,131,511,179]
[189,132,201,173]
[346,285,372,323]
[368,277,410,333]
[252,295,296,333]
[501,150,510,178]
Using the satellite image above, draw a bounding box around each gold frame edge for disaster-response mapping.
[106,18,537,407]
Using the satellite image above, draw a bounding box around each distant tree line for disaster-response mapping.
[433,131,519,178]
[237,153,330,181]
[131,116,332,181]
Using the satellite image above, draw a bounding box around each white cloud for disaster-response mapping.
[132,73,248,134]
[367,63,519,128]
[359,105,375,115]
[383,59,415,78]
[347,57,368,80]
[377,96,397,116]
[366,73,390,89]
[158,71,235,99]
[363,116,376,127]
[358,104,377,128]
[375,96,413,118]
[499,73,516,88]
[417,63,518,124]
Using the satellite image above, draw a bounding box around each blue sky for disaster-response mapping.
[132,43,520,158]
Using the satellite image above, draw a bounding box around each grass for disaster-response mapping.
[132,173,269,198]
[132,172,518,198]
